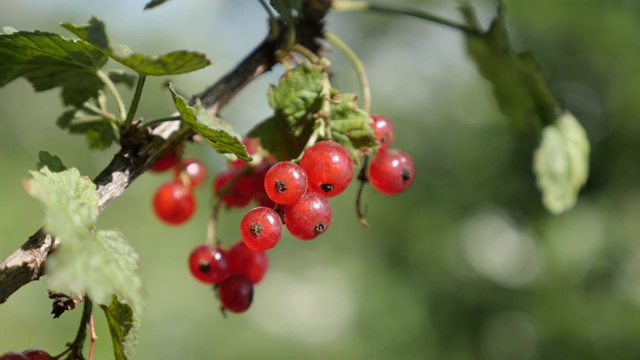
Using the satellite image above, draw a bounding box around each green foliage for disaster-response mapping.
[269,0,304,24]
[169,84,251,161]
[61,17,211,76]
[462,2,557,131]
[100,295,140,360]
[0,28,107,107]
[461,2,590,213]
[36,151,67,172]
[329,93,377,160]
[249,61,324,160]
[25,167,143,313]
[534,112,590,214]
[144,0,172,10]
[57,94,118,150]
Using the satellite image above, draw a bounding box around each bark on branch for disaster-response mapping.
[0,1,331,305]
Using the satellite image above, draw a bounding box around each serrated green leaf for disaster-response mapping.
[144,0,173,10]
[462,2,557,131]
[100,295,140,360]
[61,17,212,76]
[57,97,118,150]
[26,167,98,240]
[270,0,303,24]
[248,62,324,161]
[329,93,378,161]
[46,229,143,313]
[533,112,590,214]
[169,84,251,161]
[37,151,67,172]
[0,30,108,106]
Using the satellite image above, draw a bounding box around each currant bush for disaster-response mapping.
[300,141,354,197]
[251,160,276,208]
[227,241,268,284]
[218,275,254,313]
[149,148,179,173]
[20,350,52,360]
[240,207,283,250]
[0,353,28,360]
[283,192,332,240]
[152,181,196,225]
[264,161,308,205]
[369,149,416,195]
[188,244,229,284]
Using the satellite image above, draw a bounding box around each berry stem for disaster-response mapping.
[65,296,93,360]
[355,154,370,228]
[207,196,223,246]
[123,74,148,129]
[324,31,371,114]
[88,314,96,360]
[96,70,127,123]
[140,115,182,129]
[331,0,481,35]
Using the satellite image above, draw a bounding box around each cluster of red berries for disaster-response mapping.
[150,114,415,314]
[150,151,207,225]
[0,350,52,360]
[188,240,266,313]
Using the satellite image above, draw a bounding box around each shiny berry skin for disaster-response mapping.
[21,350,52,360]
[264,161,308,205]
[370,114,395,151]
[369,149,416,195]
[251,160,276,208]
[240,207,283,250]
[227,241,268,284]
[300,141,354,197]
[218,275,254,313]
[150,149,179,172]
[152,182,196,225]
[175,158,207,189]
[212,167,254,208]
[283,192,332,240]
[0,353,29,360]
[188,244,229,284]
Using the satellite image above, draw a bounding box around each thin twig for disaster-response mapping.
[355,154,370,228]
[123,75,147,129]
[65,297,93,360]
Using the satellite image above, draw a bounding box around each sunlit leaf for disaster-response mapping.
[100,296,140,360]
[169,84,251,161]
[329,93,378,161]
[0,29,107,106]
[533,112,590,214]
[62,17,212,76]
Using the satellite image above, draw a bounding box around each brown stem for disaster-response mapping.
[0,0,331,305]
[355,154,370,228]
[65,297,93,360]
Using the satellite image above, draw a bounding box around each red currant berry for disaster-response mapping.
[188,244,229,284]
[251,160,276,208]
[150,149,179,172]
[300,141,354,197]
[212,167,254,208]
[0,353,28,360]
[152,182,196,225]
[21,350,52,360]
[240,207,283,251]
[227,241,268,284]
[370,114,395,151]
[175,158,207,189]
[218,275,254,313]
[264,161,308,205]
[283,192,332,240]
[369,149,416,195]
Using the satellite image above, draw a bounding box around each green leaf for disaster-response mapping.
[269,0,303,24]
[169,84,251,161]
[36,151,67,172]
[329,93,378,161]
[0,29,108,107]
[461,2,557,131]
[249,61,324,161]
[533,112,590,214]
[100,296,140,360]
[61,17,212,76]
[46,229,143,313]
[107,69,137,88]
[25,167,98,240]
[57,96,118,150]
[144,0,173,10]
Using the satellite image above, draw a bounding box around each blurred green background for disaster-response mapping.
[2,0,640,359]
